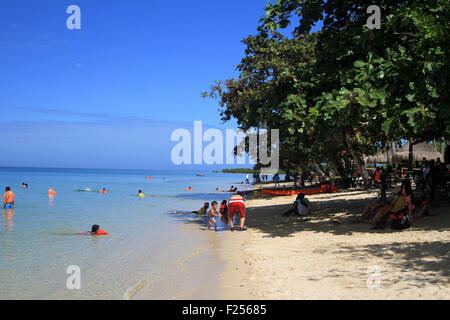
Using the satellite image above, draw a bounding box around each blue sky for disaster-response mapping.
[0,0,316,169]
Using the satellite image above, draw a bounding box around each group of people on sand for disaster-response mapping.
[359,179,439,230]
[192,194,247,232]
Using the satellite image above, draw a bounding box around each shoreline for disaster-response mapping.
[219,190,450,299]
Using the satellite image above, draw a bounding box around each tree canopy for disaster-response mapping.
[204,0,450,182]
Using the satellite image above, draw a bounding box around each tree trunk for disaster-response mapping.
[386,144,392,166]
[330,155,347,177]
[408,140,414,171]
[380,170,387,203]
[346,135,371,188]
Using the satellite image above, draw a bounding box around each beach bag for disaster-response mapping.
[389,211,411,230]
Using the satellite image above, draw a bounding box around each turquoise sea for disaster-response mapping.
[0,167,250,299]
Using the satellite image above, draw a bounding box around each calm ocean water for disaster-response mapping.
[0,167,250,299]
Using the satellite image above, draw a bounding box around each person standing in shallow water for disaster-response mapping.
[207,201,220,231]
[3,187,15,209]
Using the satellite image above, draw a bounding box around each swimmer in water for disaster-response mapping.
[216,188,225,192]
[22,183,28,189]
[186,187,193,191]
[192,202,209,215]
[100,188,107,194]
[3,186,15,209]
[89,225,108,235]
[138,190,150,198]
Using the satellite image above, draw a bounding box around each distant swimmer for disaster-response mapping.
[48,189,57,195]
[22,183,28,189]
[91,225,108,235]
[186,187,193,191]
[207,201,220,231]
[100,188,107,194]
[192,202,209,215]
[138,190,149,198]
[216,188,225,192]
[79,225,108,236]
[3,187,15,209]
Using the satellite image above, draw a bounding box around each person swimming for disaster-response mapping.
[3,186,15,209]
[138,190,151,198]
[216,188,225,192]
[80,225,108,236]
[100,188,107,194]
[22,183,28,188]
[186,187,193,191]
[192,202,209,215]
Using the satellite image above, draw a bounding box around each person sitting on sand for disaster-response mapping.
[192,202,209,215]
[372,180,414,229]
[207,201,220,231]
[283,193,310,217]
[296,193,310,216]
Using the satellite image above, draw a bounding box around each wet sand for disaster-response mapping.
[220,189,450,299]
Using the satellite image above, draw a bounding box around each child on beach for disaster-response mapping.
[207,201,220,231]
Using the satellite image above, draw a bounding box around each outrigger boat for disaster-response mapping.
[261,184,338,196]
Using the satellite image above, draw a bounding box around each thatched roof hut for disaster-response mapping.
[364,151,390,164]
[391,142,443,163]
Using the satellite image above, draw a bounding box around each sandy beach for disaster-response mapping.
[220,189,450,300]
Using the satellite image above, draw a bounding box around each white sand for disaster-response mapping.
[220,190,450,299]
